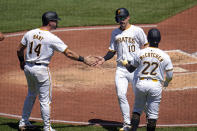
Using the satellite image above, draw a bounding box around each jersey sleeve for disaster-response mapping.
[51,35,68,52]
[137,27,148,46]
[21,32,28,46]
[109,30,117,52]
[130,51,140,67]
[165,55,173,71]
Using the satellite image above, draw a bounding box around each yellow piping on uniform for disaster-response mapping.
[63,48,68,53]
[109,49,116,52]
[47,67,51,131]
[47,67,51,104]
[125,24,131,30]
[39,28,49,31]
[166,69,173,72]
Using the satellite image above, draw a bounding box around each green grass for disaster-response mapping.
[0,0,197,32]
[0,117,197,131]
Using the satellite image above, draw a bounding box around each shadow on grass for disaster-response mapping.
[88,119,122,131]
[0,120,42,131]
[0,118,122,131]
[53,124,94,130]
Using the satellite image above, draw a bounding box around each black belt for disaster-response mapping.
[35,63,42,65]
[26,62,48,66]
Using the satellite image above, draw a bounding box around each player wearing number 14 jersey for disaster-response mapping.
[17,11,93,131]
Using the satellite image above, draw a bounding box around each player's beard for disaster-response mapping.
[51,24,57,29]
[120,21,126,30]
[49,21,58,30]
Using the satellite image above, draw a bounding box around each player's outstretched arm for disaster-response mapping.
[92,50,116,66]
[91,56,105,66]
[63,48,98,66]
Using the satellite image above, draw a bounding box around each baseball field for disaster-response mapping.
[0,0,197,131]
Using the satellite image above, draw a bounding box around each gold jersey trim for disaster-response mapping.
[39,28,49,31]
[166,68,173,72]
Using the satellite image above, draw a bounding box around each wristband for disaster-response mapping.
[78,56,84,62]
[103,51,115,61]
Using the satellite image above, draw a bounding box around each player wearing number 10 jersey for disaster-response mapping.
[94,8,148,131]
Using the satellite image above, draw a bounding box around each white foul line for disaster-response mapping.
[5,24,157,38]
[0,112,197,127]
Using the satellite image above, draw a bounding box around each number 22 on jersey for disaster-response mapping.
[29,41,42,56]
[142,61,159,75]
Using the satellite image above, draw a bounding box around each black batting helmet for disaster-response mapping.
[42,11,61,26]
[147,28,161,46]
[115,8,129,23]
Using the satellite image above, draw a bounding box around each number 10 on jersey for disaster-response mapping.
[128,45,135,52]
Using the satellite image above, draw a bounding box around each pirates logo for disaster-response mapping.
[117,9,121,15]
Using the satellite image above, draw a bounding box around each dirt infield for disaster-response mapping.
[0,5,197,126]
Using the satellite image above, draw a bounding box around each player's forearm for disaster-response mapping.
[165,70,173,82]
[103,50,116,61]
[63,49,84,62]
[17,43,26,63]
[163,70,173,88]
[17,51,25,63]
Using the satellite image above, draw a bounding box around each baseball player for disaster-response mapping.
[94,8,148,131]
[0,32,5,41]
[17,11,94,131]
[126,28,173,131]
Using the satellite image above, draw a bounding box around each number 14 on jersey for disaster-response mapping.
[29,41,42,56]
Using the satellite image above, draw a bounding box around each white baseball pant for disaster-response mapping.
[133,78,162,119]
[21,63,52,129]
[115,66,134,124]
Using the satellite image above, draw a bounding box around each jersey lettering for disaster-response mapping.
[33,34,44,41]
[116,37,135,44]
[140,53,163,62]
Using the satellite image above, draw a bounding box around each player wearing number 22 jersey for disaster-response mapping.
[127,28,173,131]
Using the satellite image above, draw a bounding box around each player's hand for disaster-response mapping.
[121,59,128,66]
[91,56,105,66]
[0,32,5,41]
[162,81,169,90]
[84,56,100,66]
[20,61,25,70]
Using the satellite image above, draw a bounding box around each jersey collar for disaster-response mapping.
[39,28,49,31]
[119,24,131,31]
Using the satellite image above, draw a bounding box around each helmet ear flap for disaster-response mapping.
[115,16,120,23]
